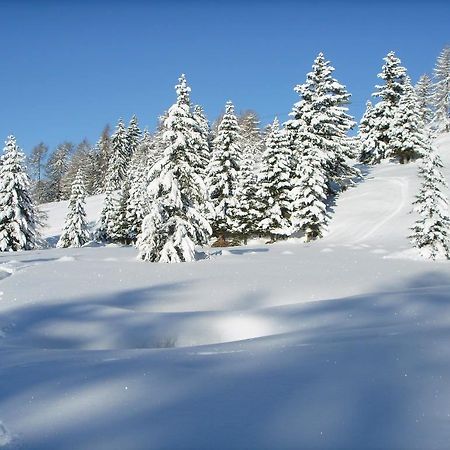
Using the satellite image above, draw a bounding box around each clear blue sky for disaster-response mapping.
[0,0,449,153]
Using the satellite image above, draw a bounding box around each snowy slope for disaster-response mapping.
[1,136,450,449]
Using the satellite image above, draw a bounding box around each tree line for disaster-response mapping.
[0,46,449,261]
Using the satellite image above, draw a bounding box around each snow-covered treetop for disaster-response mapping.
[374,51,407,103]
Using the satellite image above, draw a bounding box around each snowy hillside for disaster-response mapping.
[1,135,450,449]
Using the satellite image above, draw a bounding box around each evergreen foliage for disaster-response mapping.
[0,136,40,251]
[57,170,90,248]
[410,145,450,259]
[137,74,211,262]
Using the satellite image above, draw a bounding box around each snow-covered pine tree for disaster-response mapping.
[391,78,428,163]
[233,157,262,242]
[257,117,292,239]
[137,74,211,263]
[431,46,450,134]
[108,180,131,244]
[415,74,433,127]
[290,143,329,242]
[207,101,241,244]
[108,119,130,190]
[0,136,40,251]
[95,180,118,242]
[358,101,379,163]
[360,51,408,163]
[193,105,211,173]
[285,52,356,194]
[127,115,141,157]
[57,170,90,248]
[409,144,450,260]
[126,158,149,244]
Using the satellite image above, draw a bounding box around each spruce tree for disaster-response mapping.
[207,101,241,243]
[361,51,408,163]
[57,170,91,248]
[239,110,263,169]
[431,46,450,134]
[193,105,212,174]
[137,74,211,263]
[415,74,433,126]
[108,119,130,189]
[290,145,329,242]
[126,159,149,243]
[285,52,356,193]
[109,180,131,244]
[391,78,428,163]
[257,117,292,239]
[127,115,141,157]
[358,101,379,163]
[96,181,118,242]
[410,144,450,260]
[0,136,40,251]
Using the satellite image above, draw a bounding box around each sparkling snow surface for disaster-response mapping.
[1,136,450,449]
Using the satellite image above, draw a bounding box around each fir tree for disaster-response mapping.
[258,118,292,239]
[137,74,211,263]
[126,159,149,243]
[109,180,131,244]
[96,181,118,242]
[108,119,130,189]
[415,74,433,126]
[0,136,40,251]
[285,52,356,194]
[127,115,141,157]
[193,105,212,173]
[410,145,450,259]
[358,101,379,163]
[361,51,408,163]
[45,142,73,201]
[431,46,450,133]
[391,78,428,163]
[57,170,90,248]
[207,101,241,243]
[290,145,328,242]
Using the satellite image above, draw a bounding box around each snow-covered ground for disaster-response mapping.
[1,135,450,449]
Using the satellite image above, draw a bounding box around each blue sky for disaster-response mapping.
[0,0,449,153]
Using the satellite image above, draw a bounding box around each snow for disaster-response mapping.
[1,135,450,448]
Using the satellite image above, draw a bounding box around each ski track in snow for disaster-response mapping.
[352,176,408,244]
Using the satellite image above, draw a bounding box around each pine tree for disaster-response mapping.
[391,78,428,163]
[431,46,450,134]
[257,117,292,238]
[361,51,408,163]
[108,119,130,189]
[290,145,328,242]
[415,74,433,126]
[193,105,211,173]
[285,52,356,194]
[233,158,262,242]
[137,74,211,263]
[108,180,131,244]
[410,144,450,259]
[358,101,379,163]
[127,115,141,157]
[96,181,118,242]
[126,159,149,243]
[57,170,90,248]
[207,101,241,243]
[0,136,40,251]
